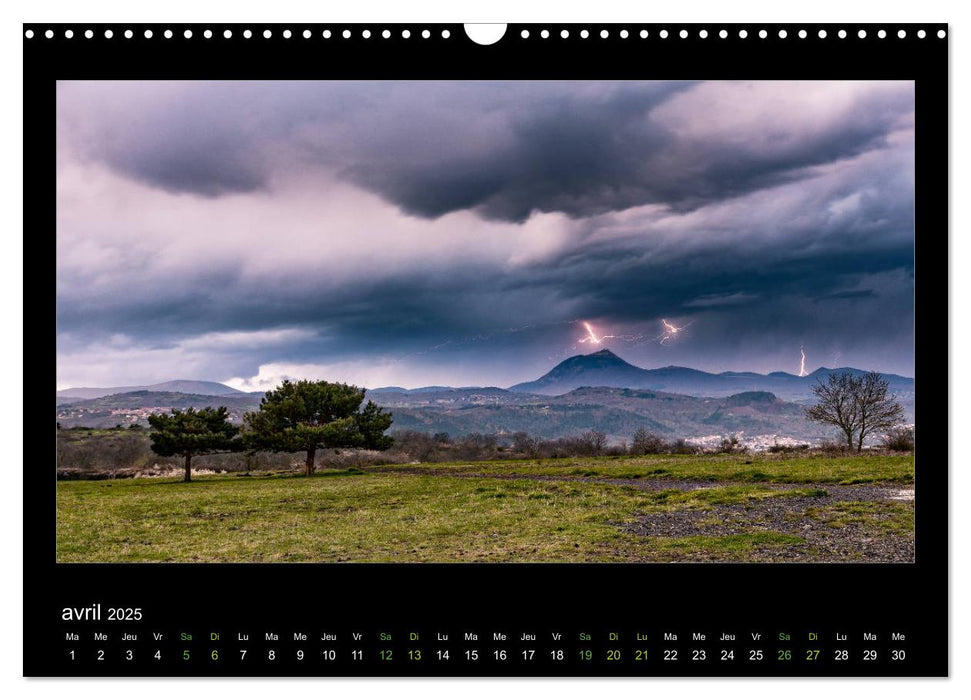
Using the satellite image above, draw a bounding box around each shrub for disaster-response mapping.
[510,432,538,456]
[669,439,698,455]
[630,428,666,455]
[718,434,747,454]
[767,443,810,454]
[819,440,850,455]
[882,426,915,451]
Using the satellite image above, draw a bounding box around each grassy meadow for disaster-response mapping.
[372,453,915,484]
[56,453,915,563]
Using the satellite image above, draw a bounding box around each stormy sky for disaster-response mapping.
[56,80,915,391]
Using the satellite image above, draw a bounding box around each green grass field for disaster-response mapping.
[56,454,915,563]
[375,453,915,484]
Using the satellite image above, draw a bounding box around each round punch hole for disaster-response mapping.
[897,29,906,38]
[243,29,252,39]
[65,29,73,39]
[620,29,628,38]
[463,22,506,45]
[85,29,93,39]
[223,30,232,39]
[719,29,728,39]
[798,29,807,38]
[520,30,529,38]
[144,29,152,39]
[323,29,332,38]
[858,29,867,38]
[402,29,411,39]
[184,30,192,39]
[738,29,747,38]
[540,29,549,39]
[442,29,450,39]
[204,29,212,39]
[264,30,272,39]
[283,29,291,39]
[362,29,371,39]
[659,29,668,38]
[680,29,688,39]
[839,29,847,38]
[778,29,787,38]
[383,29,391,38]
[125,29,133,39]
[164,29,173,39]
[699,29,708,39]
[600,29,608,39]
[580,29,589,39]
[918,29,926,38]
[45,29,54,38]
[342,29,351,39]
[818,29,827,38]
[878,29,886,38]
[938,29,946,38]
[561,29,569,38]
[422,29,430,38]
[639,29,648,38]
[105,29,113,38]
[759,29,767,38]
[25,29,33,39]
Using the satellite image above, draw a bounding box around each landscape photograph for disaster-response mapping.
[56,80,916,563]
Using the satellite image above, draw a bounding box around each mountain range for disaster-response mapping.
[56,380,245,403]
[508,349,914,402]
[55,350,914,442]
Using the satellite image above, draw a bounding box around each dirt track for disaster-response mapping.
[367,467,915,562]
[620,483,914,563]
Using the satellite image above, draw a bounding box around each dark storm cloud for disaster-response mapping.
[58,81,912,222]
[56,80,916,388]
[814,290,877,302]
[56,218,913,361]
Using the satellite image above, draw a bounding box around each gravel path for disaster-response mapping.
[621,484,914,563]
[366,466,915,563]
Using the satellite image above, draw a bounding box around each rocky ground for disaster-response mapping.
[369,467,915,563]
[619,482,914,563]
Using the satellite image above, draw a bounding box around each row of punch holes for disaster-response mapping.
[24,26,947,41]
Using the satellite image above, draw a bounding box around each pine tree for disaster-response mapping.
[147,406,240,482]
[243,380,393,475]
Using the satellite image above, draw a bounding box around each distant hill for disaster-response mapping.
[56,380,244,402]
[380,385,828,443]
[54,355,914,443]
[54,383,827,442]
[365,387,518,407]
[367,385,456,395]
[55,390,263,428]
[508,349,914,405]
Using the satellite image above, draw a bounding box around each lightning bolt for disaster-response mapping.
[578,321,618,345]
[798,345,808,377]
[657,318,690,345]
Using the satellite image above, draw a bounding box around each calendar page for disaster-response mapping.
[26,21,947,677]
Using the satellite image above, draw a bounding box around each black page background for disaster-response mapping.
[24,22,948,677]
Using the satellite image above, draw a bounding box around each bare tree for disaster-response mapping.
[805,373,859,450]
[805,371,904,451]
[852,371,905,451]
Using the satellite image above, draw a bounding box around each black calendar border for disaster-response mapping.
[24,23,949,677]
